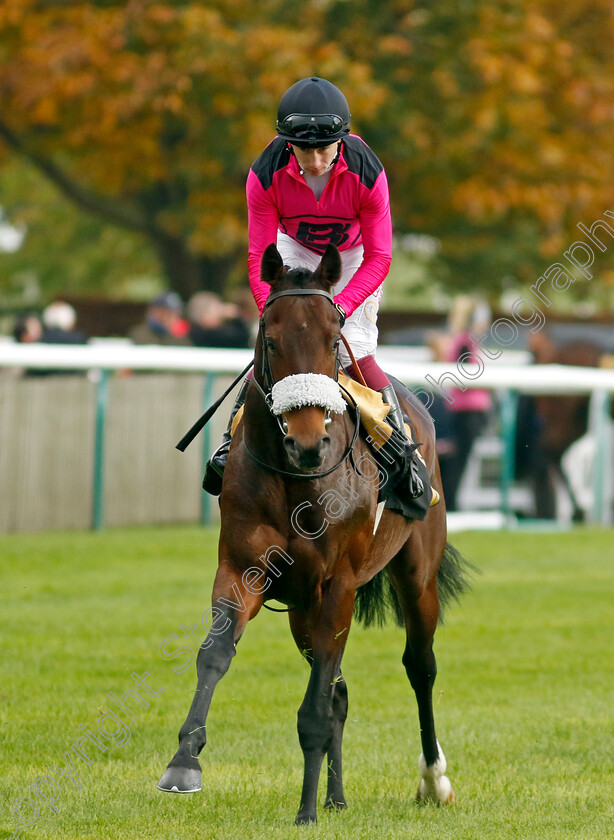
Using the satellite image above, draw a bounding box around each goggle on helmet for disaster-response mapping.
[276,77,351,148]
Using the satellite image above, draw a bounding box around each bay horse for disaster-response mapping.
[158,244,469,824]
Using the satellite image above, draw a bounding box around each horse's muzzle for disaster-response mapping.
[283,433,331,471]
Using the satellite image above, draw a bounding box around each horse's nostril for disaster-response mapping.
[283,433,331,470]
[318,436,331,454]
[283,436,298,456]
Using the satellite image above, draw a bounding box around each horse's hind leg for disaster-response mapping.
[387,532,454,805]
[158,568,261,794]
[289,611,349,812]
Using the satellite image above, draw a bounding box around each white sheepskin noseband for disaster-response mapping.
[271,373,346,416]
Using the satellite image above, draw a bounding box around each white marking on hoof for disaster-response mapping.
[416,741,455,805]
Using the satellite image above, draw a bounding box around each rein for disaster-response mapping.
[340,333,367,387]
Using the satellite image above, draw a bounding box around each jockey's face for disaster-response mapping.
[291,141,340,177]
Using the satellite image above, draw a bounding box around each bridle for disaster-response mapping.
[244,287,360,480]
[251,288,339,427]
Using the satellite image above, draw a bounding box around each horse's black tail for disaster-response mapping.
[353,541,474,628]
[436,541,475,621]
[353,565,405,628]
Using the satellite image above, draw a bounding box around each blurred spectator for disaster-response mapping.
[513,331,559,519]
[231,287,260,347]
[129,291,190,346]
[13,313,43,344]
[7,313,44,377]
[10,304,87,376]
[41,301,87,344]
[187,291,251,348]
[423,392,457,473]
[429,295,493,511]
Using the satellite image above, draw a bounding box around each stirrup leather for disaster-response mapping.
[202,378,250,495]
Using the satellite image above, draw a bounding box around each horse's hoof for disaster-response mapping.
[416,745,454,805]
[295,811,317,825]
[157,766,202,793]
[323,796,347,811]
[416,775,455,805]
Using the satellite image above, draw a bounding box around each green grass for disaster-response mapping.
[1,526,613,839]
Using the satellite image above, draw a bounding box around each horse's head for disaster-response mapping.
[258,243,346,472]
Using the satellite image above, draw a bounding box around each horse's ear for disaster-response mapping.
[261,244,284,288]
[314,244,342,290]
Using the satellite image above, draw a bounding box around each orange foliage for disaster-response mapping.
[2,0,614,291]
[0,1,376,266]
[332,0,614,284]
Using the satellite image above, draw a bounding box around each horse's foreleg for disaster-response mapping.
[324,670,348,811]
[293,588,354,825]
[289,611,349,814]
[157,610,235,793]
[388,550,455,805]
[158,572,261,794]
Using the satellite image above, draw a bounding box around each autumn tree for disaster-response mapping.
[330,0,614,291]
[2,0,614,301]
[0,157,162,299]
[0,0,381,299]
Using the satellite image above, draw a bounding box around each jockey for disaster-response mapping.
[204,77,426,501]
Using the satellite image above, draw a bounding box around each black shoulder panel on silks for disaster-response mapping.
[251,138,291,191]
[341,135,384,190]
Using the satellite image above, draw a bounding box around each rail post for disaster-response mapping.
[499,389,518,525]
[200,373,217,526]
[589,388,613,526]
[92,369,110,531]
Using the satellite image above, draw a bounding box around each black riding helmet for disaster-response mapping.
[276,77,351,148]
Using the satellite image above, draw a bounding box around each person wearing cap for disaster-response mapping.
[187,292,252,349]
[203,77,426,502]
[129,291,190,346]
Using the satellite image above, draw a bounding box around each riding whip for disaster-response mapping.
[176,358,254,452]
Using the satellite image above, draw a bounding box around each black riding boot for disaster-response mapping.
[379,384,426,499]
[202,377,250,496]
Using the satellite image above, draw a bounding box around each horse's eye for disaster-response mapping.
[332,337,341,352]
[266,337,277,353]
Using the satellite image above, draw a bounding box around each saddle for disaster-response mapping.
[338,374,438,521]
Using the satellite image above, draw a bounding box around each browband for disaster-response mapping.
[264,288,334,308]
